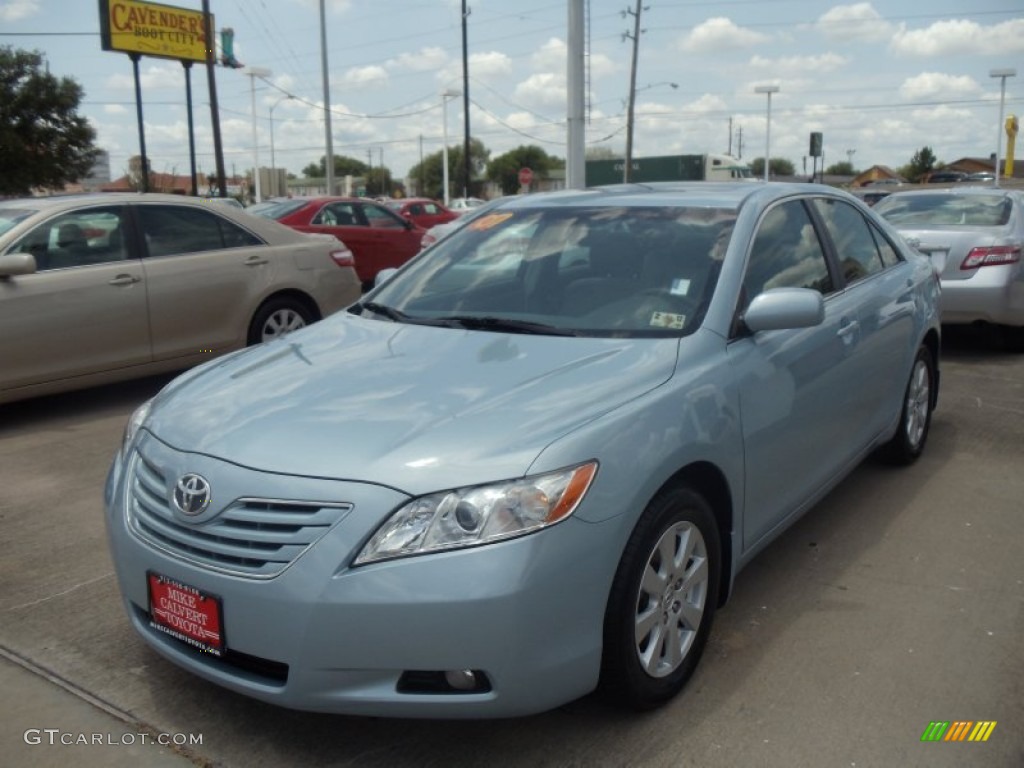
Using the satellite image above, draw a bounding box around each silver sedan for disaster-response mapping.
[874,187,1024,350]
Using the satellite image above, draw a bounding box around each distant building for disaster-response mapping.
[82,150,111,191]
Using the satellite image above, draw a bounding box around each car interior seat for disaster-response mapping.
[561,231,641,317]
[51,222,91,268]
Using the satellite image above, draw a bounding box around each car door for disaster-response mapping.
[809,197,918,445]
[726,198,865,551]
[301,201,377,284]
[134,203,269,359]
[0,205,150,392]
[355,201,423,275]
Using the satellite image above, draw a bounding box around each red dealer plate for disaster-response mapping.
[147,572,224,656]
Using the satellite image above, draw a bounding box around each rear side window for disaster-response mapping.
[811,198,885,285]
[138,205,260,257]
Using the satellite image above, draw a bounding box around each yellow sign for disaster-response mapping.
[99,0,209,63]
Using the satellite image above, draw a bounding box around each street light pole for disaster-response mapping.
[244,66,272,203]
[990,68,1016,188]
[269,94,294,197]
[441,89,460,206]
[754,84,780,182]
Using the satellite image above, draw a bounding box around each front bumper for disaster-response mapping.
[104,433,622,718]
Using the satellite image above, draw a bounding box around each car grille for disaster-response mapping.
[126,450,349,579]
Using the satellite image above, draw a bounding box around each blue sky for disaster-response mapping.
[2,0,1022,182]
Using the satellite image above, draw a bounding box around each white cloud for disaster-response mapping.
[891,18,1024,57]
[343,65,388,89]
[899,72,979,101]
[816,3,893,43]
[0,0,39,22]
[679,18,770,53]
[106,64,183,91]
[437,51,512,86]
[387,47,449,73]
[513,73,565,109]
[531,38,565,72]
[104,104,127,115]
[749,53,848,75]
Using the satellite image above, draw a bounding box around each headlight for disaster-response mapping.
[354,462,598,565]
[121,399,153,455]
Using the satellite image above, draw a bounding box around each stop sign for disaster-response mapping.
[518,167,534,186]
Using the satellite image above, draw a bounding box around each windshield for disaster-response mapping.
[875,194,1013,227]
[361,205,735,338]
[0,207,37,238]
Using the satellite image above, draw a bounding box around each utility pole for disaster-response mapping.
[622,0,645,183]
[461,0,471,198]
[728,117,733,156]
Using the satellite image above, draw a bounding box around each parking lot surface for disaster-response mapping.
[2,325,1021,768]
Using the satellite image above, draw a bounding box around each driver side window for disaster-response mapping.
[743,200,833,304]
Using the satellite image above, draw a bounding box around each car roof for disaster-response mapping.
[493,181,846,211]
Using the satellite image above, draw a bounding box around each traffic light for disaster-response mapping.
[809,132,823,158]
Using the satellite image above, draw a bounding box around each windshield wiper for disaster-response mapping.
[436,315,581,336]
[355,300,409,322]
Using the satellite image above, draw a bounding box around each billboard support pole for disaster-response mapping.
[130,53,149,193]
[183,61,198,196]
[202,0,228,198]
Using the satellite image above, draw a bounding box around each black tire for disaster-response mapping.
[247,297,314,345]
[877,345,935,465]
[600,485,721,710]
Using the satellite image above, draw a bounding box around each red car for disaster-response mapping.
[250,197,425,289]
[385,198,460,229]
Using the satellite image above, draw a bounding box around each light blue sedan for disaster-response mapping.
[105,182,941,718]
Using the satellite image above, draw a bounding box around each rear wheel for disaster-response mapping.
[600,485,720,710]
[247,297,314,345]
[878,345,934,464]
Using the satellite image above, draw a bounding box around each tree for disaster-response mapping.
[487,145,562,195]
[750,157,795,178]
[0,47,99,196]
[899,146,937,184]
[302,154,369,178]
[825,161,856,176]
[408,138,490,199]
[586,146,619,161]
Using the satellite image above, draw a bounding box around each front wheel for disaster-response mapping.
[878,345,935,464]
[600,486,721,710]
[247,297,314,345]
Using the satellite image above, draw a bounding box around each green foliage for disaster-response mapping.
[825,161,856,176]
[486,145,562,195]
[0,46,99,195]
[899,146,937,184]
[302,154,370,178]
[750,157,795,177]
[408,138,490,199]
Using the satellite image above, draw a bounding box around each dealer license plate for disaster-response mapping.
[147,571,224,656]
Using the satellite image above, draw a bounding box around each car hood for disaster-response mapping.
[145,315,678,494]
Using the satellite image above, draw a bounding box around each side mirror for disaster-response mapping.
[0,252,38,278]
[742,287,824,333]
[374,268,398,287]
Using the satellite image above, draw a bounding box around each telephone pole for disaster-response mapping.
[622,0,644,183]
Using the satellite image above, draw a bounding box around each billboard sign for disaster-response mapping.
[99,0,209,64]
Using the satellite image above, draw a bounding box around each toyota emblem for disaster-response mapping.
[173,473,212,516]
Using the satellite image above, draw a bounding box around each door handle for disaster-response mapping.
[837,319,860,343]
[244,256,269,266]
[108,274,140,286]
